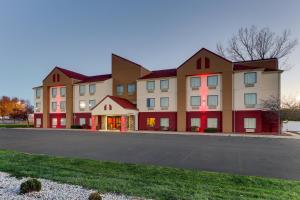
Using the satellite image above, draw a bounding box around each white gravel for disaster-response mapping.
[0,172,144,200]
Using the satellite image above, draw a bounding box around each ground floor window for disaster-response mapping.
[52,118,57,128]
[61,118,66,126]
[147,118,155,127]
[79,118,86,126]
[36,118,41,127]
[244,118,256,129]
[191,118,201,127]
[207,118,217,128]
[160,118,169,128]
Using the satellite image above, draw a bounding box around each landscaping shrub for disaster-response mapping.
[19,178,42,194]
[82,124,91,129]
[0,124,34,128]
[160,126,169,131]
[204,128,218,133]
[88,192,102,200]
[71,125,82,129]
[191,126,199,132]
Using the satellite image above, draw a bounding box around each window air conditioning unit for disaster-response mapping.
[245,83,255,87]
[208,105,217,109]
[208,86,217,89]
[245,128,255,133]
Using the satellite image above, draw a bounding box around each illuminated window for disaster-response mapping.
[89,100,96,110]
[207,75,218,87]
[89,84,96,94]
[207,95,218,107]
[117,84,124,95]
[244,72,257,85]
[160,80,169,91]
[160,118,169,128]
[147,98,155,108]
[244,93,257,106]
[191,96,201,106]
[190,77,200,88]
[244,118,256,129]
[79,100,87,111]
[147,81,155,91]
[147,118,155,127]
[60,101,66,112]
[61,118,66,126]
[207,118,218,128]
[191,118,200,127]
[51,102,57,112]
[79,85,86,96]
[52,88,57,98]
[160,97,169,108]
[60,87,66,97]
[128,83,136,94]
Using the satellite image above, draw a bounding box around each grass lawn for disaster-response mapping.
[0,150,299,200]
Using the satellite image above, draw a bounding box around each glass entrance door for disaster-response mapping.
[107,116,121,130]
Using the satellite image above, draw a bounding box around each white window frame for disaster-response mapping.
[160,118,169,128]
[35,88,41,99]
[207,118,218,128]
[191,118,201,127]
[79,85,86,96]
[244,93,257,107]
[191,96,201,106]
[36,118,41,127]
[52,118,57,128]
[60,101,66,112]
[60,87,66,97]
[127,83,136,94]
[244,72,257,85]
[244,118,256,129]
[190,77,200,89]
[61,118,66,126]
[89,84,96,95]
[207,75,218,87]
[146,80,155,92]
[89,100,96,110]
[51,102,57,112]
[79,118,86,126]
[207,95,218,107]
[79,100,87,111]
[160,79,169,91]
[52,88,57,98]
[160,97,169,108]
[147,98,155,108]
[116,84,124,95]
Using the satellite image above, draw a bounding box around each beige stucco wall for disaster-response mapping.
[137,77,177,112]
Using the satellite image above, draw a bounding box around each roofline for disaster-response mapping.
[91,95,138,111]
[112,53,150,72]
[177,48,232,70]
[32,86,43,89]
[42,66,87,82]
[74,76,112,84]
[233,57,278,63]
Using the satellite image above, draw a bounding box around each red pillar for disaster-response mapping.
[121,116,127,132]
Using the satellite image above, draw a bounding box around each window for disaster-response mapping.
[191,118,201,127]
[52,118,57,128]
[160,118,169,128]
[35,88,41,99]
[160,80,169,91]
[79,85,86,96]
[57,74,60,82]
[244,118,256,129]
[51,102,57,112]
[89,100,96,110]
[116,84,124,95]
[60,101,66,112]
[79,100,87,111]
[52,74,56,82]
[35,102,41,112]
[205,57,210,68]
[196,58,202,69]
[244,93,257,106]
[36,118,41,128]
[207,118,218,128]
[60,87,66,97]
[89,84,96,94]
[147,118,155,127]
[79,118,86,126]
[244,72,257,85]
[191,96,201,106]
[207,75,218,87]
[128,84,136,94]
[147,81,155,91]
[160,97,169,108]
[61,118,66,126]
[147,98,155,108]
[190,77,200,88]
[207,95,218,107]
[52,88,57,98]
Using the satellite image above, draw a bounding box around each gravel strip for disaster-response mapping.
[0,172,144,200]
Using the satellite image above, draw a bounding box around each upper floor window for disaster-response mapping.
[89,84,96,95]
[207,95,218,107]
[79,85,86,96]
[60,101,66,112]
[128,83,136,95]
[160,97,169,108]
[191,96,201,106]
[160,80,169,91]
[35,102,41,112]
[89,100,96,110]
[244,118,256,129]
[244,72,257,86]
[205,57,210,68]
[51,102,57,112]
[190,77,200,89]
[35,88,41,99]
[116,84,124,95]
[147,81,155,92]
[244,93,257,107]
[51,88,57,98]
[60,87,66,97]
[207,75,218,88]
[79,100,87,111]
[146,98,155,108]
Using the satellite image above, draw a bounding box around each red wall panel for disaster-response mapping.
[49,113,66,128]
[186,111,222,132]
[138,112,177,131]
[74,113,92,127]
[34,114,43,128]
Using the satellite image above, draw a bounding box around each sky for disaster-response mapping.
[0,0,299,103]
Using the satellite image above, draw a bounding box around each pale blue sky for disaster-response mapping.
[0,0,299,103]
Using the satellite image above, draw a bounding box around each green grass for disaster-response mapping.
[0,150,299,200]
[0,124,34,128]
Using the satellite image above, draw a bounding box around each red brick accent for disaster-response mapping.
[138,112,177,131]
[186,111,222,132]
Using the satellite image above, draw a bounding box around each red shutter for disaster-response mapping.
[197,58,201,69]
[205,57,210,68]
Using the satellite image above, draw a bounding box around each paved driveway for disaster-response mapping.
[0,129,299,180]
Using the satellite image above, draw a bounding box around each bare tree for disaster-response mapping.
[260,96,281,133]
[217,26,298,69]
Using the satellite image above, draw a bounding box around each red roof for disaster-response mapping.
[233,64,261,71]
[139,68,177,79]
[109,96,137,110]
[56,67,88,80]
[78,74,112,83]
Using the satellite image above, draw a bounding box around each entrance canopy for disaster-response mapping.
[91,95,138,116]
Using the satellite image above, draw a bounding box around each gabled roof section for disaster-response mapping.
[177,48,232,69]
[77,74,112,84]
[234,58,279,71]
[55,66,88,80]
[92,95,137,111]
[139,68,177,80]
[112,54,150,72]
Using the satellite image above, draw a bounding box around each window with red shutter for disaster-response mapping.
[205,57,210,68]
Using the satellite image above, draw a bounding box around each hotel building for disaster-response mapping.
[33,48,281,134]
